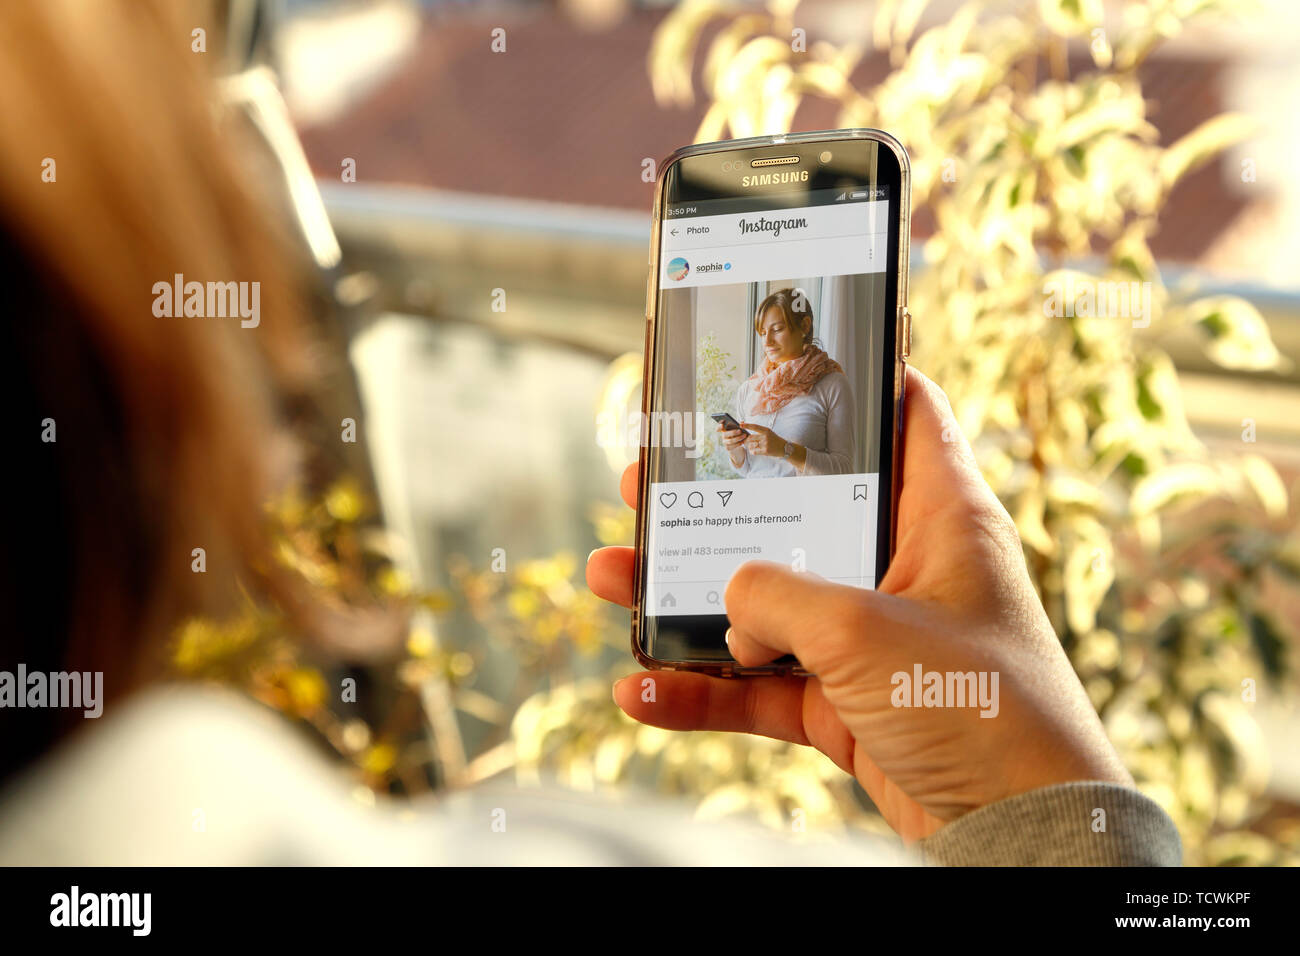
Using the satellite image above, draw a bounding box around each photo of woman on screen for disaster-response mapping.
[719,287,857,477]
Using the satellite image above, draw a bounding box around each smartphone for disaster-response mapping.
[632,128,911,676]
[709,412,748,434]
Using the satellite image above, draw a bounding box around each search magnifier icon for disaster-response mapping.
[706,590,720,606]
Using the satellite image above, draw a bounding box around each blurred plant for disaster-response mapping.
[508,0,1300,865]
[695,331,741,478]
[511,677,899,844]
[169,478,466,796]
[170,474,637,796]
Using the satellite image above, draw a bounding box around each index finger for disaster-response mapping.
[612,670,856,775]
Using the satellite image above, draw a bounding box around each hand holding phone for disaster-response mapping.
[710,412,748,435]
[588,366,1138,845]
[632,128,911,675]
[711,412,750,460]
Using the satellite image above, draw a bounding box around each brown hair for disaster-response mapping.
[754,287,814,349]
[0,0,329,776]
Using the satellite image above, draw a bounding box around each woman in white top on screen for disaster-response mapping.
[719,287,856,477]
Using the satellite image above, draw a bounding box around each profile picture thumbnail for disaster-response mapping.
[666,257,690,281]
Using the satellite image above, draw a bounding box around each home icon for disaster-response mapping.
[660,592,676,608]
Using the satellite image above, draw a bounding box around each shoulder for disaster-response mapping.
[435,782,915,866]
[0,684,384,864]
[815,370,852,398]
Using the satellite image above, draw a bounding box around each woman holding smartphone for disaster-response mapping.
[720,287,857,477]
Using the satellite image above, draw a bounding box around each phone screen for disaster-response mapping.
[635,133,908,668]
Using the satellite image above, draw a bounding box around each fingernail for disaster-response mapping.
[724,627,734,648]
[611,679,622,704]
[587,548,598,563]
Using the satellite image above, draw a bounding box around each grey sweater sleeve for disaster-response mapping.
[916,781,1183,866]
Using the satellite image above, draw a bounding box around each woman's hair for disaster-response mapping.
[0,0,328,778]
[754,287,815,349]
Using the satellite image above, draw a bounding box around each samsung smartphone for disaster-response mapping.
[632,128,912,676]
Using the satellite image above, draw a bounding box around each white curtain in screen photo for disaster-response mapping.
[817,274,858,392]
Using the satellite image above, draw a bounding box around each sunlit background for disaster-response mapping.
[182,0,1300,865]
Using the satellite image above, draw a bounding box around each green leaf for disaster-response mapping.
[1136,373,1161,420]
[1240,455,1288,518]
[1190,296,1284,371]
[1247,611,1286,678]
[1159,113,1256,192]
[1038,0,1103,37]
[1064,144,1086,176]
[1131,463,1221,515]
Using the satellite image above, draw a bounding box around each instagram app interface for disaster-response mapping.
[647,186,892,618]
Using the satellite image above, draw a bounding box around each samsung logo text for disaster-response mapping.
[740,170,809,187]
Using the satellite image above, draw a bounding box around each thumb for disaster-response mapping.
[724,560,910,675]
[898,366,999,514]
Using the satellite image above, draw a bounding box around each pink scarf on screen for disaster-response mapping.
[747,344,843,415]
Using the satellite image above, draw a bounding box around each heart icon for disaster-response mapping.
[659,492,678,509]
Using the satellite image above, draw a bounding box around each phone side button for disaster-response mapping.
[901,308,912,359]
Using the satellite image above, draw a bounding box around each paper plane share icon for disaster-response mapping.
[717,490,733,506]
